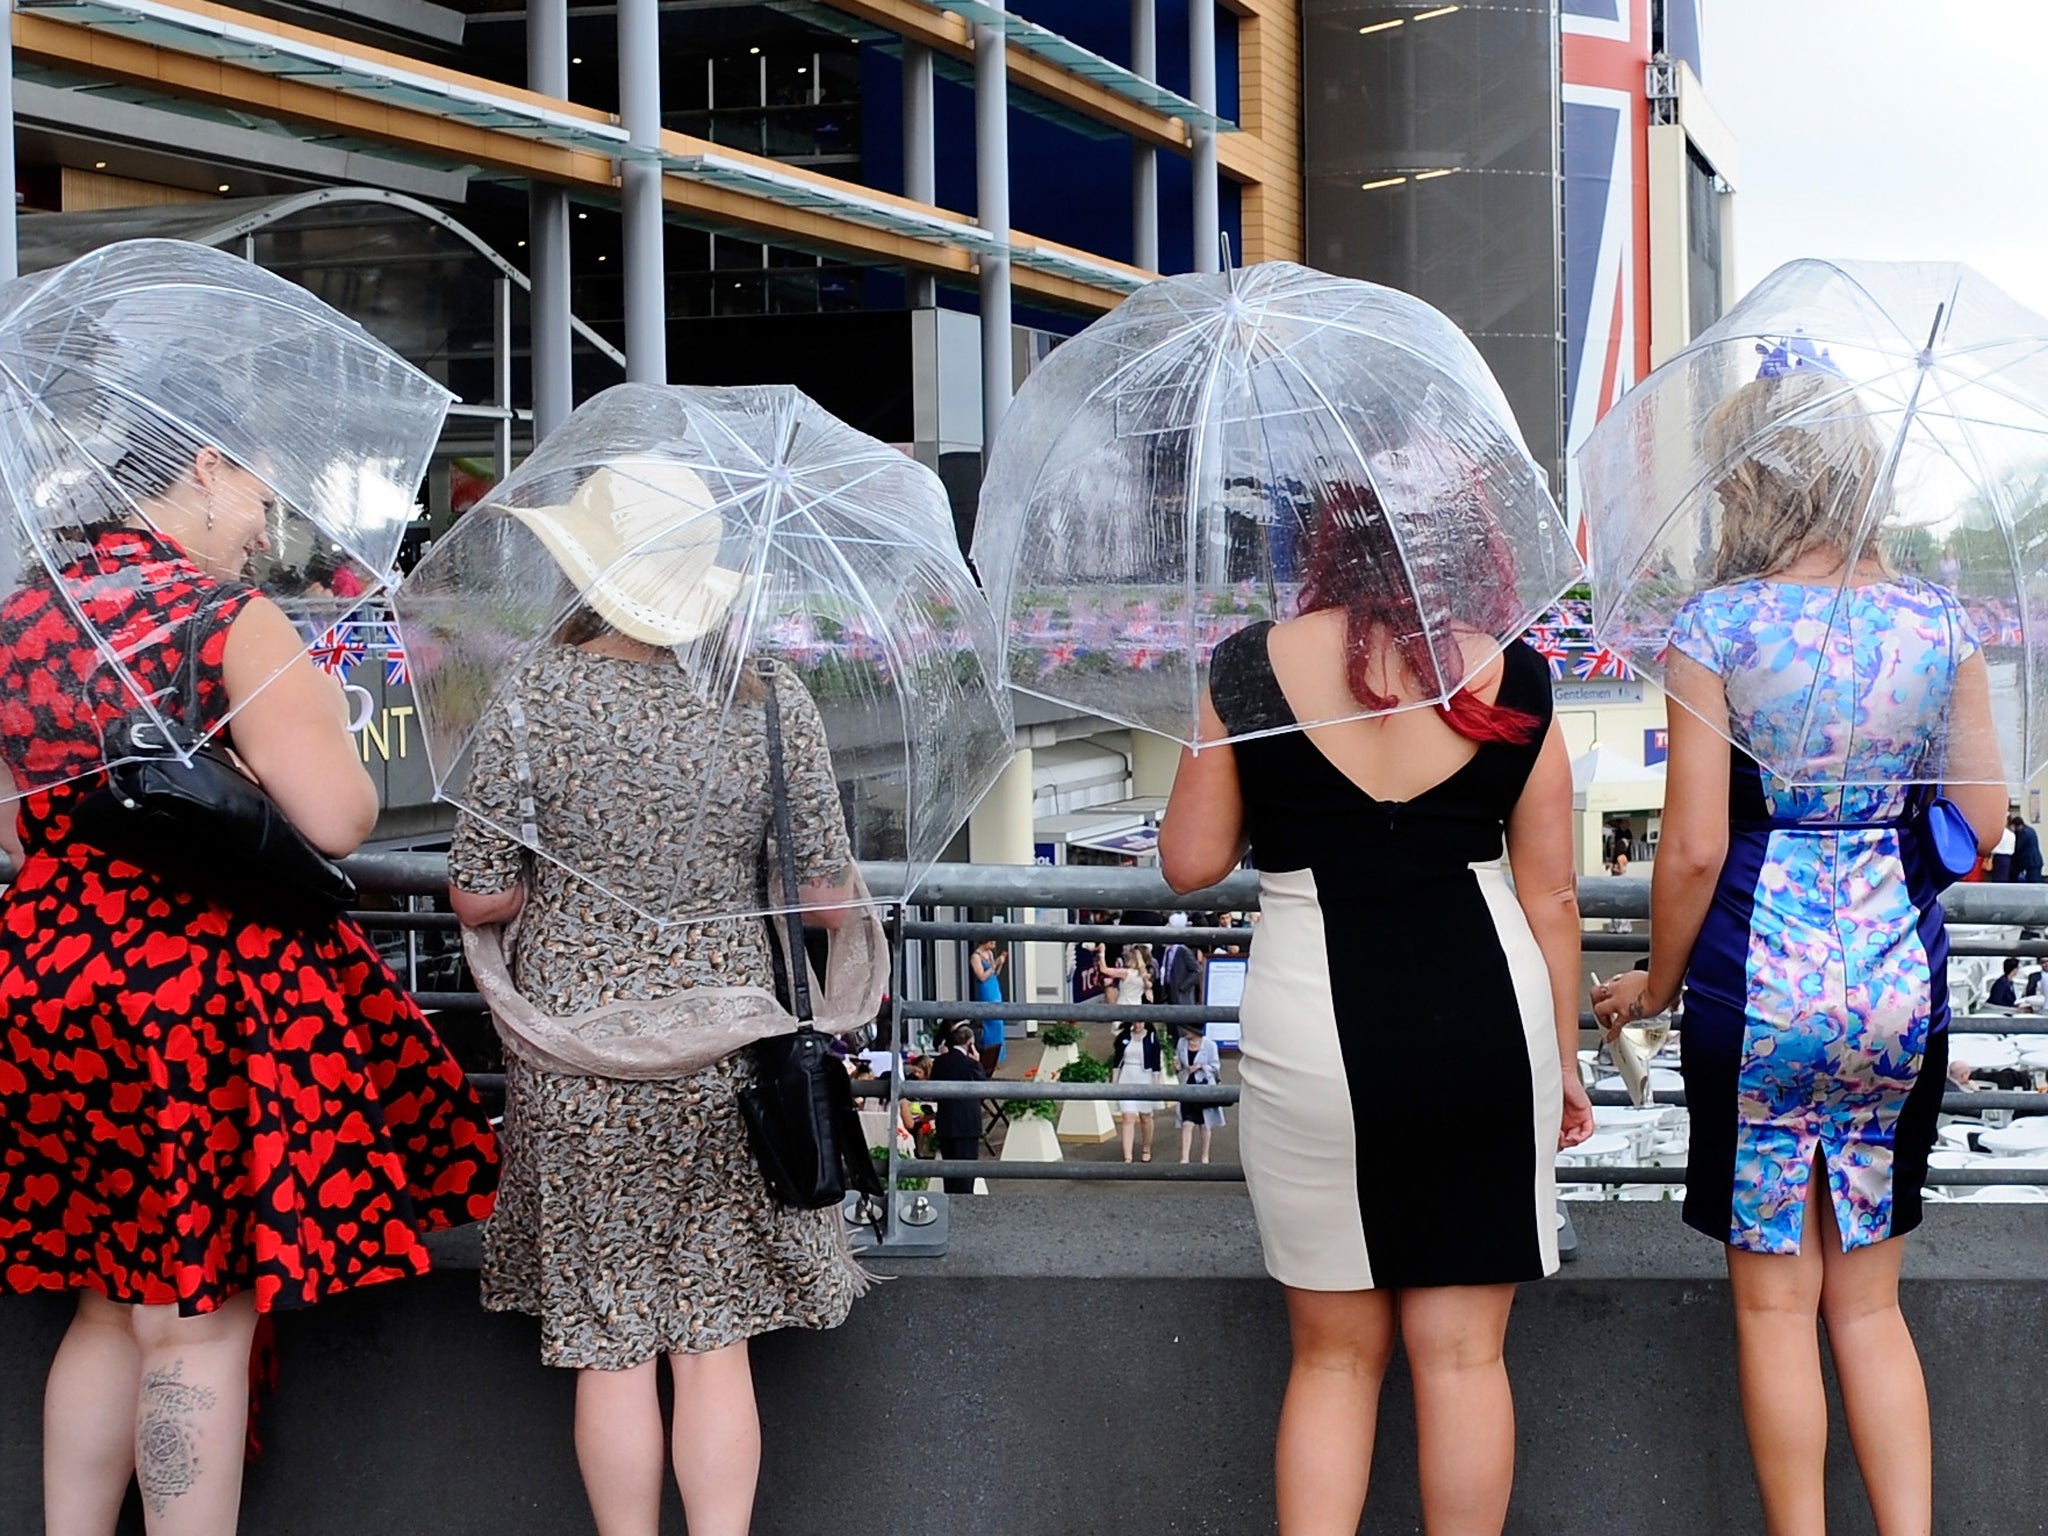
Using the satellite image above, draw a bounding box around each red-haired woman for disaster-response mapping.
[1159,479,1592,1536]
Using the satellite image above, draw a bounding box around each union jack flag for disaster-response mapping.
[1573,645,1634,682]
[385,641,412,687]
[1562,0,1660,543]
[309,622,364,677]
[1531,633,1571,679]
[1038,641,1078,675]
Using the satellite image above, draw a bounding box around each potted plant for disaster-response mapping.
[998,1067,1065,1164]
[1036,1020,1084,1080]
[1054,1049,1117,1144]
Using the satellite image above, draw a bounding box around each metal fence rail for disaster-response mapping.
[96,852,2046,1229]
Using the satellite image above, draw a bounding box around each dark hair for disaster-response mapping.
[1297,480,1541,746]
[2004,956,2021,976]
[2010,815,2026,830]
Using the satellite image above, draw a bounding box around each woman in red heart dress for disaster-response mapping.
[0,442,497,1534]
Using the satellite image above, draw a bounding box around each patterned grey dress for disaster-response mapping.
[448,644,862,1370]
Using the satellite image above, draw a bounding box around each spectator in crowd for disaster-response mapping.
[1160,911,1205,1022]
[1176,1022,1226,1164]
[970,937,1009,1076]
[1946,1057,1982,1093]
[1989,956,2022,1009]
[1992,819,2017,882]
[2010,815,2042,883]
[928,1023,989,1195]
[1112,1015,1164,1163]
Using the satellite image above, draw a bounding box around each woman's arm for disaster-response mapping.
[1943,653,2008,850]
[223,596,379,856]
[1159,690,1247,894]
[1503,719,1594,1148]
[1598,654,1730,1026]
[451,883,524,927]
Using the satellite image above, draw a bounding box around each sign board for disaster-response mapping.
[1204,955,1247,1049]
[1553,680,1646,705]
[1644,728,1669,766]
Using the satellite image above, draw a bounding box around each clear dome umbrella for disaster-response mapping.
[1579,258,2048,791]
[393,382,1014,925]
[970,260,1582,747]
[0,238,453,796]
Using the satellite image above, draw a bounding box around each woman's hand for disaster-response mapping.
[1590,971,1659,1036]
[1559,1076,1596,1149]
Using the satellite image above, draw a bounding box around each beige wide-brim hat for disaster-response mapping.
[512,457,747,647]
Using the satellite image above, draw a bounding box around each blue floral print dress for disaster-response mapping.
[1673,578,1972,1254]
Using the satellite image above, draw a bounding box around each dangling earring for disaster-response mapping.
[204,489,216,531]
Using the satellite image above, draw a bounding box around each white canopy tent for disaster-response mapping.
[1572,745,1667,876]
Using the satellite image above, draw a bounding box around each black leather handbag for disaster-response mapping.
[737,674,883,1211]
[69,620,359,929]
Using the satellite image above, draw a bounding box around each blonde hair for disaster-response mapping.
[1707,370,1890,585]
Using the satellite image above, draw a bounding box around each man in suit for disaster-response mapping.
[928,1023,988,1195]
[1159,911,1204,1020]
[2011,815,2042,883]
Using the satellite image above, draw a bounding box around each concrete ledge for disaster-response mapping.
[5,1199,2048,1534]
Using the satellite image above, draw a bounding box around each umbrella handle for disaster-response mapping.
[760,663,814,1023]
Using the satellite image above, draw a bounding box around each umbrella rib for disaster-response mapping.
[0,353,231,741]
[1257,340,1466,710]
[1591,372,1889,595]
[1918,364,2032,780]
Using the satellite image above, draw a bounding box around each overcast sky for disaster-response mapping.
[1704,0,2048,318]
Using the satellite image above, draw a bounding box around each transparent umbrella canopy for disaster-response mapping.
[971,261,1582,748]
[1579,258,2048,790]
[394,382,1014,925]
[0,238,453,795]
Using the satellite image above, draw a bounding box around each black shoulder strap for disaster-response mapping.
[760,666,814,1023]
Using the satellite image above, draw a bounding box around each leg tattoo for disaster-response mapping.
[136,1361,217,1516]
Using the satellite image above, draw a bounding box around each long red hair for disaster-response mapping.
[1295,480,1541,746]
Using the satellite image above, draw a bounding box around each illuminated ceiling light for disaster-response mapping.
[1414,4,1461,17]
[517,239,527,247]
[571,55,582,64]
[748,45,761,54]
[1359,175,1407,191]
[1414,167,1457,180]
[216,183,231,192]
[577,210,588,219]
[1357,18,1404,34]
[797,66,807,73]
[597,254,607,261]
[94,160,108,169]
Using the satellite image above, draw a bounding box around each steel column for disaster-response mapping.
[1130,0,1158,272]
[493,277,515,476]
[527,0,573,436]
[974,21,1012,455]
[1189,0,1219,273]
[0,0,17,282]
[903,42,937,308]
[617,0,666,383]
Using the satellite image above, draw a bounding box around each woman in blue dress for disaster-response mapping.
[969,938,1008,1074]
[1596,371,2005,1536]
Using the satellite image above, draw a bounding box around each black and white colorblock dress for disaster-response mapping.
[1211,625,1562,1291]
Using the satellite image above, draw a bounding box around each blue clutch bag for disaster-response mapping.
[1922,795,1980,888]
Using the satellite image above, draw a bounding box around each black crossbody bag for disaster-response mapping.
[69,610,359,928]
[737,674,883,1210]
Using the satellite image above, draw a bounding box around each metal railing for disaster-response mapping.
[275,854,2048,1235]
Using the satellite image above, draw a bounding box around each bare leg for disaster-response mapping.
[1121,1111,1138,1162]
[1180,1119,1195,1163]
[45,1290,142,1536]
[1274,1286,1396,1536]
[1817,1191,1931,1535]
[575,1361,665,1536]
[1402,1284,1519,1536]
[1726,1167,1829,1536]
[1201,1125,1214,1163]
[1139,1110,1155,1159]
[669,1343,761,1536]
[129,1292,259,1536]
